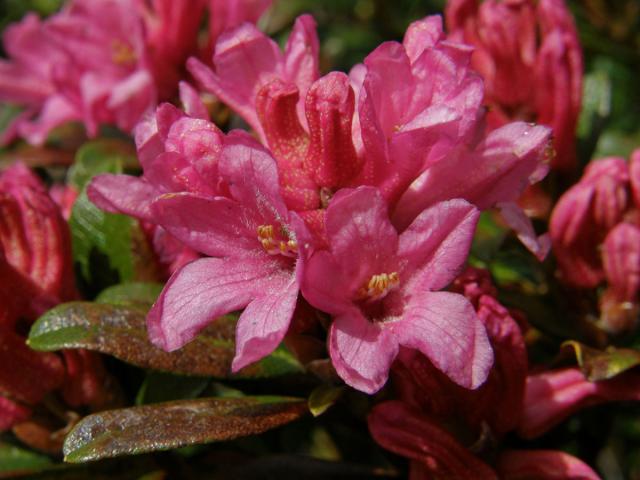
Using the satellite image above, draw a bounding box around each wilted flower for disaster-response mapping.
[446,0,583,171]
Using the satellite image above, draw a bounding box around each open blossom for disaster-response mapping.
[0,164,108,433]
[192,15,553,256]
[0,0,271,145]
[145,135,308,371]
[446,0,583,171]
[369,268,600,479]
[550,150,640,297]
[301,187,492,393]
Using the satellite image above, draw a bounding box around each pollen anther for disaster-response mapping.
[257,224,297,257]
[358,272,400,300]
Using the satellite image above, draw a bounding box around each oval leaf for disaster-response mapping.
[28,302,303,378]
[563,341,640,381]
[63,396,307,462]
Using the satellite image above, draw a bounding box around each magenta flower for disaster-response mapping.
[446,0,583,171]
[518,367,640,439]
[188,14,320,144]
[550,152,640,288]
[145,135,308,371]
[301,187,492,394]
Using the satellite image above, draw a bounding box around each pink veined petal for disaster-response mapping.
[602,223,640,301]
[219,135,289,222]
[232,273,299,371]
[147,257,272,351]
[398,199,479,291]
[368,401,498,480]
[329,308,399,394]
[87,174,157,221]
[498,450,601,480]
[178,81,209,120]
[393,122,551,229]
[324,187,399,284]
[188,22,283,139]
[107,69,156,133]
[150,192,258,257]
[284,14,320,129]
[300,250,353,316]
[498,202,551,260]
[394,291,493,389]
[402,16,445,63]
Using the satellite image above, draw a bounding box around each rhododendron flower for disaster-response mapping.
[301,187,492,393]
[369,401,600,479]
[188,14,320,143]
[0,163,108,432]
[518,367,640,439]
[146,135,308,371]
[0,0,272,145]
[550,151,640,288]
[446,0,583,171]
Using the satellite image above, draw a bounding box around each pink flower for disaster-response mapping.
[446,0,583,171]
[518,367,640,439]
[550,153,639,288]
[0,0,272,145]
[301,187,492,393]
[350,16,485,204]
[188,14,320,143]
[208,0,273,50]
[368,401,601,480]
[145,135,308,371]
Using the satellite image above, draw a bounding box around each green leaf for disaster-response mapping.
[563,341,640,381]
[68,140,137,191]
[63,396,307,462]
[95,283,163,310]
[0,442,52,474]
[28,302,303,378]
[308,385,345,417]
[67,142,159,290]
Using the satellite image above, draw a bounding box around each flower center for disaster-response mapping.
[111,40,137,66]
[257,224,298,257]
[357,272,400,301]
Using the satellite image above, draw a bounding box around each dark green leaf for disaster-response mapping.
[28,302,303,378]
[63,396,307,462]
[68,140,137,191]
[0,442,52,474]
[308,385,345,417]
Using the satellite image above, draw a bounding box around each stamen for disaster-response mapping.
[357,272,400,300]
[111,40,137,66]
[257,224,297,257]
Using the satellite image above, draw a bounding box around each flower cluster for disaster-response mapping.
[0,0,271,145]
[0,0,639,477]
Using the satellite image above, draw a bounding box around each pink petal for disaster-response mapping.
[300,250,352,315]
[0,396,31,431]
[150,192,257,257]
[393,122,551,229]
[219,134,289,221]
[368,401,498,479]
[18,95,78,145]
[324,187,398,283]
[147,257,270,351]
[602,223,640,301]
[498,450,600,480]
[88,174,157,221]
[398,199,479,291]
[498,202,551,260]
[329,308,398,394]
[232,273,299,371]
[284,14,320,129]
[394,291,493,389]
[178,81,209,120]
[188,23,283,138]
[402,16,445,63]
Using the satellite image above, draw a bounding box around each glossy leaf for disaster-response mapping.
[0,442,52,474]
[28,302,303,378]
[63,396,307,462]
[563,341,640,381]
[95,283,163,310]
[308,385,345,417]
